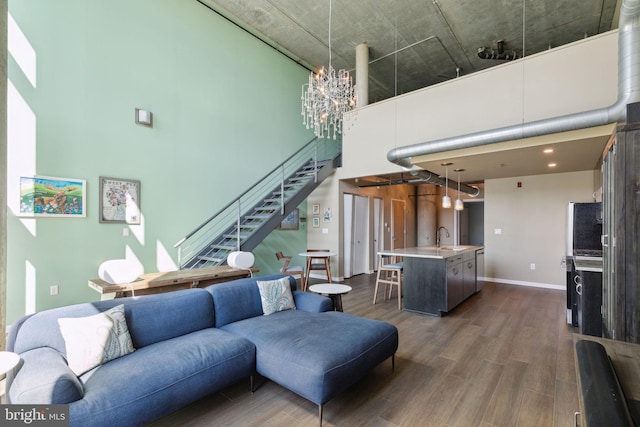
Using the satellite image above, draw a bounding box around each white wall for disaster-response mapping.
[306,173,341,280]
[484,171,596,288]
[342,31,618,179]
[314,32,617,287]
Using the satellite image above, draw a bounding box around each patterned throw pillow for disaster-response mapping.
[257,277,296,315]
[58,304,135,376]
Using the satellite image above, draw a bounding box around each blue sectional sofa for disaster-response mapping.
[208,277,399,422]
[6,274,398,426]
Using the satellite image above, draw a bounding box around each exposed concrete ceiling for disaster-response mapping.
[200,0,619,103]
[198,0,621,186]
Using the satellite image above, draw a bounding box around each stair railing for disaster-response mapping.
[174,136,341,268]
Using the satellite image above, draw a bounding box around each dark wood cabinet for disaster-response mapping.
[577,270,603,337]
[404,250,477,316]
[446,257,463,310]
[602,122,640,343]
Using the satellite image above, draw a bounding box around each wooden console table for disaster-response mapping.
[88,265,258,298]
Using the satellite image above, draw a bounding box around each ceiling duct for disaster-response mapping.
[388,0,640,196]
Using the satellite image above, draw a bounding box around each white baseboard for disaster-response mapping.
[481,276,564,291]
[309,273,344,282]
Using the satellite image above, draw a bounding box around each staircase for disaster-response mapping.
[174,137,341,269]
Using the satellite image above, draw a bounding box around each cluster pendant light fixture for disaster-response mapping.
[441,162,452,208]
[454,168,465,211]
[301,0,357,139]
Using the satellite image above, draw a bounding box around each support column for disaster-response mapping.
[355,43,369,107]
[1,0,8,350]
[416,184,437,246]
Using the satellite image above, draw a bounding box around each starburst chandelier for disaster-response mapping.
[301,0,357,139]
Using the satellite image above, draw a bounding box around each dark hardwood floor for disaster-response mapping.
[149,274,579,427]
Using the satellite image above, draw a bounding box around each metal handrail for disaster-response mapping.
[174,136,340,268]
[174,136,318,247]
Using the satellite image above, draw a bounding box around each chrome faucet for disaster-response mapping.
[436,226,450,248]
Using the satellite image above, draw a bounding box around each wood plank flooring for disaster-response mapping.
[149,275,579,427]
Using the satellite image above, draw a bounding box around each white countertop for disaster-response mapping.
[378,246,483,259]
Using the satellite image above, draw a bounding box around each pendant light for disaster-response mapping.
[441,162,452,208]
[454,168,465,211]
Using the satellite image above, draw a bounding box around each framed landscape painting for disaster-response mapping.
[20,176,87,217]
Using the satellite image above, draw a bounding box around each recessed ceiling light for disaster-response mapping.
[548,163,557,167]
[543,148,554,154]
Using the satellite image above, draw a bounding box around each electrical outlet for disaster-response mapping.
[50,285,59,296]
[530,263,536,270]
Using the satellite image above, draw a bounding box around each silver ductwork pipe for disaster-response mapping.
[388,0,640,196]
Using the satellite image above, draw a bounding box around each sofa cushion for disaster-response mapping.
[207,274,296,327]
[9,347,84,404]
[220,310,398,405]
[69,328,256,427]
[7,288,215,355]
[58,304,135,376]
[256,277,296,315]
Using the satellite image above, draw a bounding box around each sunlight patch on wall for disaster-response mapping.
[7,14,36,88]
[7,81,36,236]
[25,261,36,315]
[130,213,145,245]
[156,240,178,272]
[125,245,145,276]
[8,13,36,87]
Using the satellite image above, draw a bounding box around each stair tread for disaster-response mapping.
[181,151,339,269]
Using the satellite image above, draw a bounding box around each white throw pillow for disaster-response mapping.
[58,304,135,376]
[256,277,296,315]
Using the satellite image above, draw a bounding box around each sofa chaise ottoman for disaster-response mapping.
[207,274,399,424]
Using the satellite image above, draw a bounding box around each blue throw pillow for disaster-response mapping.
[256,277,296,315]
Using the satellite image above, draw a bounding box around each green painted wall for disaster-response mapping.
[6,0,312,324]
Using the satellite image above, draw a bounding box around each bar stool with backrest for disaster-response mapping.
[305,249,332,290]
[373,254,403,309]
[275,252,304,284]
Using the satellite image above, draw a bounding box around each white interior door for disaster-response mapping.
[391,199,406,251]
[373,197,383,270]
[343,194,353,278]
[352,195,369,275]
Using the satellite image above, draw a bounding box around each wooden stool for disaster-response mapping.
[303,249,332,291]
[373,255,403,309]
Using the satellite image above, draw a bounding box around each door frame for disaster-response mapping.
[373,197,384,270]
[391,198,406,251]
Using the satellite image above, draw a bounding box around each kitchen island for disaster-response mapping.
[379,246,483,316]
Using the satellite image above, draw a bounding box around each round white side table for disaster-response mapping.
[308,283,352,311]
[0,351,20,402]
[0,351,19,376]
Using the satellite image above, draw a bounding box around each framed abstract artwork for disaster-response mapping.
[279,209,299,230]
[19,176,87,217]
[99,177,141,224]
